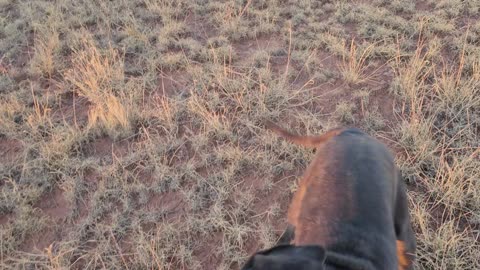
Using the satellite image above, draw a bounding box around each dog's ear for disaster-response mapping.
[295,245,327,263]
[250,254,276,269]
[242,245,326,270]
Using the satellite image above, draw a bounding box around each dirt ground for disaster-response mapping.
[1,0,479,269]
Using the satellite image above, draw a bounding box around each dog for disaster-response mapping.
[242,123,416,270]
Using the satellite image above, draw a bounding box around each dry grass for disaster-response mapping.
[339,39,376,84]
[391,31,480,269]
[30,27,61,78]
[1,0,479,269]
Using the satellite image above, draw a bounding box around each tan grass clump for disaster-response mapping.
[65,36,133,137]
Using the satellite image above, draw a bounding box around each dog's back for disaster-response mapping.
[263,123,416,270]
[290,129,399,268]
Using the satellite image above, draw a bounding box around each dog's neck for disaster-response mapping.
[317,224,397,270]
[324,251,374,270]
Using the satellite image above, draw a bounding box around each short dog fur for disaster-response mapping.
[242,244,327,270]
[242,123,416,270]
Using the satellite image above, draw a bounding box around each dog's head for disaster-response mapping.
[241,245,326,270]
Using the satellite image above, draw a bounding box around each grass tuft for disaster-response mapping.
[340,39,376,84]
[64,36,135,137]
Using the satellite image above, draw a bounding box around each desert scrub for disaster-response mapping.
[205,0,281,41]
[334,101,356,124]
[29,26,61,78]
[411,193,480,270]
[64,36,139,138]
[0,204,47,255]
[391,35,480,268]
[339,39,377,84]
[360,108,385,132]
[0,94,27,137]
[2,0,480,269]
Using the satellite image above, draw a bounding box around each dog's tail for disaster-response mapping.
[264,120,344,148]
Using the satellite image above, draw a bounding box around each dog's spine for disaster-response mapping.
[264,121,344,147]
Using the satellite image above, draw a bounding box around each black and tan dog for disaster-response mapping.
[242,123,416,270]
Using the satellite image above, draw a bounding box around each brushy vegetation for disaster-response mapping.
[1,0,479,269]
